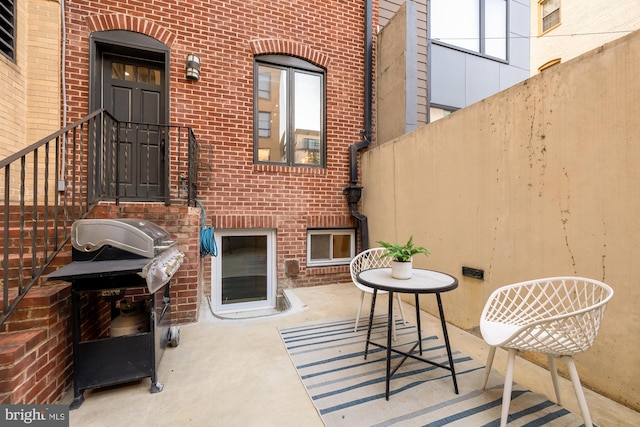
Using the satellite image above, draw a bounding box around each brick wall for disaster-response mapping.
[90,204,202,324]
[0,284,72,404]
[63,1,378,299]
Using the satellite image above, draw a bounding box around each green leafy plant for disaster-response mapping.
[377,236,430,262]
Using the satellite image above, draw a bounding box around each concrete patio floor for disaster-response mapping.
[66,282,639,426]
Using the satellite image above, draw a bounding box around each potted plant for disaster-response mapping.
[377,236,430,279]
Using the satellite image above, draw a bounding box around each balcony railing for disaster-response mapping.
[0,109,199,326]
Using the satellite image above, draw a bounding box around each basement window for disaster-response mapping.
[307,229,355,267]
[0,0,15,60]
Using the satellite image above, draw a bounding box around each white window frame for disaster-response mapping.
[211,228,276,314]
[306,229,356,267]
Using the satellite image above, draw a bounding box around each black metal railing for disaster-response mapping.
[0,109,199,326]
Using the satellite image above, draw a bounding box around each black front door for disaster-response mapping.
[103,54,166,199]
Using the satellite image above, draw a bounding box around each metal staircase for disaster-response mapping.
[0,110,199,404]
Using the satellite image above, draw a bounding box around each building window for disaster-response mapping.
[540,0,560,33]
[431,0,507,61]
[258,111,271,138]
[0,0,15,60]
[258,72,271,99]
[254,55,325,167]
[307,229,355,267]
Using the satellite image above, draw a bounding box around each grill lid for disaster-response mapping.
[71,219,175,259]
[49,219,184,293]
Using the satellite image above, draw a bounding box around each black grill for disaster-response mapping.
[47,219,183,409]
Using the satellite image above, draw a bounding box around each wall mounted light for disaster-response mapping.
[186,54,201,81]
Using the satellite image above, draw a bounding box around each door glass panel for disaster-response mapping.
[138,66,149,83]
[149,68,161,85]
[124,64,135,81]
[221,235,268,305]
[111,62,125,80]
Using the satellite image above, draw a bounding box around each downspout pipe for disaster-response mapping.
[343,0,373,250]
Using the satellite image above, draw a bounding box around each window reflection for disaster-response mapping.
[111,62,161,85]
[111,62,125,80]
[257,65,287,164]
[432,0,479,52]
[431,0,507,60]
[138,67,149,83]
[332,234,351,259]
[124,65,135,81]
[149,69,161,85]
[485,0,507,59]
[294,72,321,166]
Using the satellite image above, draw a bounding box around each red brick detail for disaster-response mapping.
[249,39,331,69]
[86,14,176,46]
[306,215,355,229]
[0,284,72,404]
[89,203,201,324]
[209,215,277,229]
[253,164,327,176]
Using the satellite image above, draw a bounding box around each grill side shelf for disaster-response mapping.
[46,259,150,282]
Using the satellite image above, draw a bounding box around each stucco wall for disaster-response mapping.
[377,2,417,143]
[379,0,427,125]
[361,30,640,410]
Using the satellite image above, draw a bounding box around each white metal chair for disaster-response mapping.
[480,276,614,427]
[350,248,407,339]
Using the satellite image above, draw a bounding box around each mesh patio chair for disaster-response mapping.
[350,248,407,339]
[480,276,614,427]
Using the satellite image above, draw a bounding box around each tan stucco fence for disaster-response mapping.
[364,30,640,410]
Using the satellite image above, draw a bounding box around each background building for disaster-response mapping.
[378,0,530,137]
[531,0,640,72]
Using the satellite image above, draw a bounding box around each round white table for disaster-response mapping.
[357,267,459,400]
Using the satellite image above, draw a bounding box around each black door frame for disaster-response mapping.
[88,30,171,202]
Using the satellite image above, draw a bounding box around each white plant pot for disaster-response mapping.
[391,260,412,279]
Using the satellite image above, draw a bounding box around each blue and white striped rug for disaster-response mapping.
[279,318,588,427]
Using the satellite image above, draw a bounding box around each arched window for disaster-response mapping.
[253,55,325,167]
